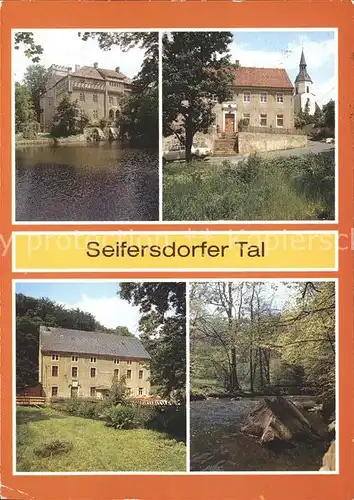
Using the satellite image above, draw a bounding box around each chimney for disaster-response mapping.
[235,60,240,68]
[115,66,120,73]
[75,64,80,72]
[93,62,98,69]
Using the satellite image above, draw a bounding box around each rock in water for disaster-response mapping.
[319,441,335,471]
[241,396,320,446]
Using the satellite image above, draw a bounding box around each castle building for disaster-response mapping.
[294,49,316,115]
[39,63,132,132]
[39,326,151,399]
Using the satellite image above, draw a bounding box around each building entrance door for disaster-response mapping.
[225,113,235,133]
[71,386,78,398]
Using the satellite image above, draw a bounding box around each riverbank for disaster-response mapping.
[190,396,330,471]
[15,133,87,148]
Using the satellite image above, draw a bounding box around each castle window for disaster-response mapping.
[306,86,309,93]
[52,354,59,361]
[260,114,267,127]
[79,92,85,102]
[211,94,218,103]
[90,357,96,363]
[138,388,143,396]
[242,113,250,126]
[72,367,78,378]
[114,359,119,364]
[52,366,58,377]
[260,92,267,103]
[108,96,114,105]
[48,99,52,106]
[91,368,96,378]
[92,110,98,120]
[72,356,78,362]
[51,387,58,397]
[276,114,284,128]
[243,91,251,103]
[139,370,144,380]
[126,370,132,379]
[116,97,120,105]
[90,387,96,397]
[127,360,132,365]
[114,369,119,376]
[276,93,284,104]
[93,94,98,103]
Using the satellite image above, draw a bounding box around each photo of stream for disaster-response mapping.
[189,281,336,472]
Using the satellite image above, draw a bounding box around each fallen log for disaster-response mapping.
[241,396,321,446]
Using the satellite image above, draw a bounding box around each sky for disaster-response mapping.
[230,30,336,106]
[16,282,141,334]
[13,30,145,82]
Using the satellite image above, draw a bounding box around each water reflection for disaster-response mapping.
[16,142,159,221]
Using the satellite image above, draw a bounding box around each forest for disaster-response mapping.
[190,281,335,414]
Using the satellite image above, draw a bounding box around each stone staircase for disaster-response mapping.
[213,134,238,156]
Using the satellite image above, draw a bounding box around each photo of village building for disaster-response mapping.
[40,63,132,133]
[163,30,336,221]
[15,281,186,472]
[38,326,150,399]
[14,30,159,222]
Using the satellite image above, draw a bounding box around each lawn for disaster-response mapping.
[163,152,335,221]
[17,406,186,472]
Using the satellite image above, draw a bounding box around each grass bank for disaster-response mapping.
[163,153,335,221]
[17,406,186,472]
[15,133,87,148]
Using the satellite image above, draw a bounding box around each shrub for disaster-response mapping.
[102,404,141,429]
[34,440,73,458]
[107,375,129,406]
[145,406,186,440]
[22,121,40,139]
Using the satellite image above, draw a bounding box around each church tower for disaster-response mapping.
[294,49,316,115]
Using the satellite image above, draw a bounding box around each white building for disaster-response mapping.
[294,49,316,115]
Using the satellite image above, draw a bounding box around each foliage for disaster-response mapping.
[16,293,107,390]
[322,99,335,131]
[15,83,36,133]
[22,121,41,140]
[102,404,142,429]
[163,32,234,160]
[120,283,186,402]
[295,100,312,129]
[23,65,48,121]
[17,406,186,472]
[163,153,335,221]
[51,96,89,137]
[99,118,108,130]
[190,281,336,409]
[34,439,73,458]
[107,375,129,405]
[146,406,186,440]
[14,32,43,63]
[79,32,158,148]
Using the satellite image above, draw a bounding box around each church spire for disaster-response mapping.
[295,48,312,84]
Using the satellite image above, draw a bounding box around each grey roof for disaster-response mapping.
[295,49,313,84]
[40,326,150,359]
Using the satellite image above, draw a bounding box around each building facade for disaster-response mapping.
[40,63,132,132]
[39,326,150,399]
[213,65,295,133]
[294,49,316,115]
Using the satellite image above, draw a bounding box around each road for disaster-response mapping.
[210,141,335,165]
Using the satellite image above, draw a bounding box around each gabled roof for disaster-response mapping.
[40,326,150,360]
[234,67,293,90]
[70,66,128,82]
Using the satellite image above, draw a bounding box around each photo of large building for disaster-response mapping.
[39,326,151,399]
[40,63,132,132]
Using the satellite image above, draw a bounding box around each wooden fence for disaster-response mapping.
[16,396,46,407]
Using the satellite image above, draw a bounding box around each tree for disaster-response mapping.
[23,65,48,121]
[14,32,43,62]
[79,32,158,148]
[322,99,335,131]
[163,32,234,161]
[108,374,128,405]
[15,83,36,133]
[120,283,186,402]
[111,326,134,337]
[51,95,89,137]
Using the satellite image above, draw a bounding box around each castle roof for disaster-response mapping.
[40,326,150,360]
[71,65,128,82]
[233,66,293,89]
[295,49,313,84]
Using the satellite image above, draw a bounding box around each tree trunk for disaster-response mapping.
[259,347,264,389]
[249,348,254,393]
[185,124,194,162]
[230,345,240,392]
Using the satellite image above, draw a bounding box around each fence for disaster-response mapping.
[16,396,46,406]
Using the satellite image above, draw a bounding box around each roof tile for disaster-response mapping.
[234,67,293,90]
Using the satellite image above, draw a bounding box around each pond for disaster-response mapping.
[15,143,159,222]
[190,396,328,472]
